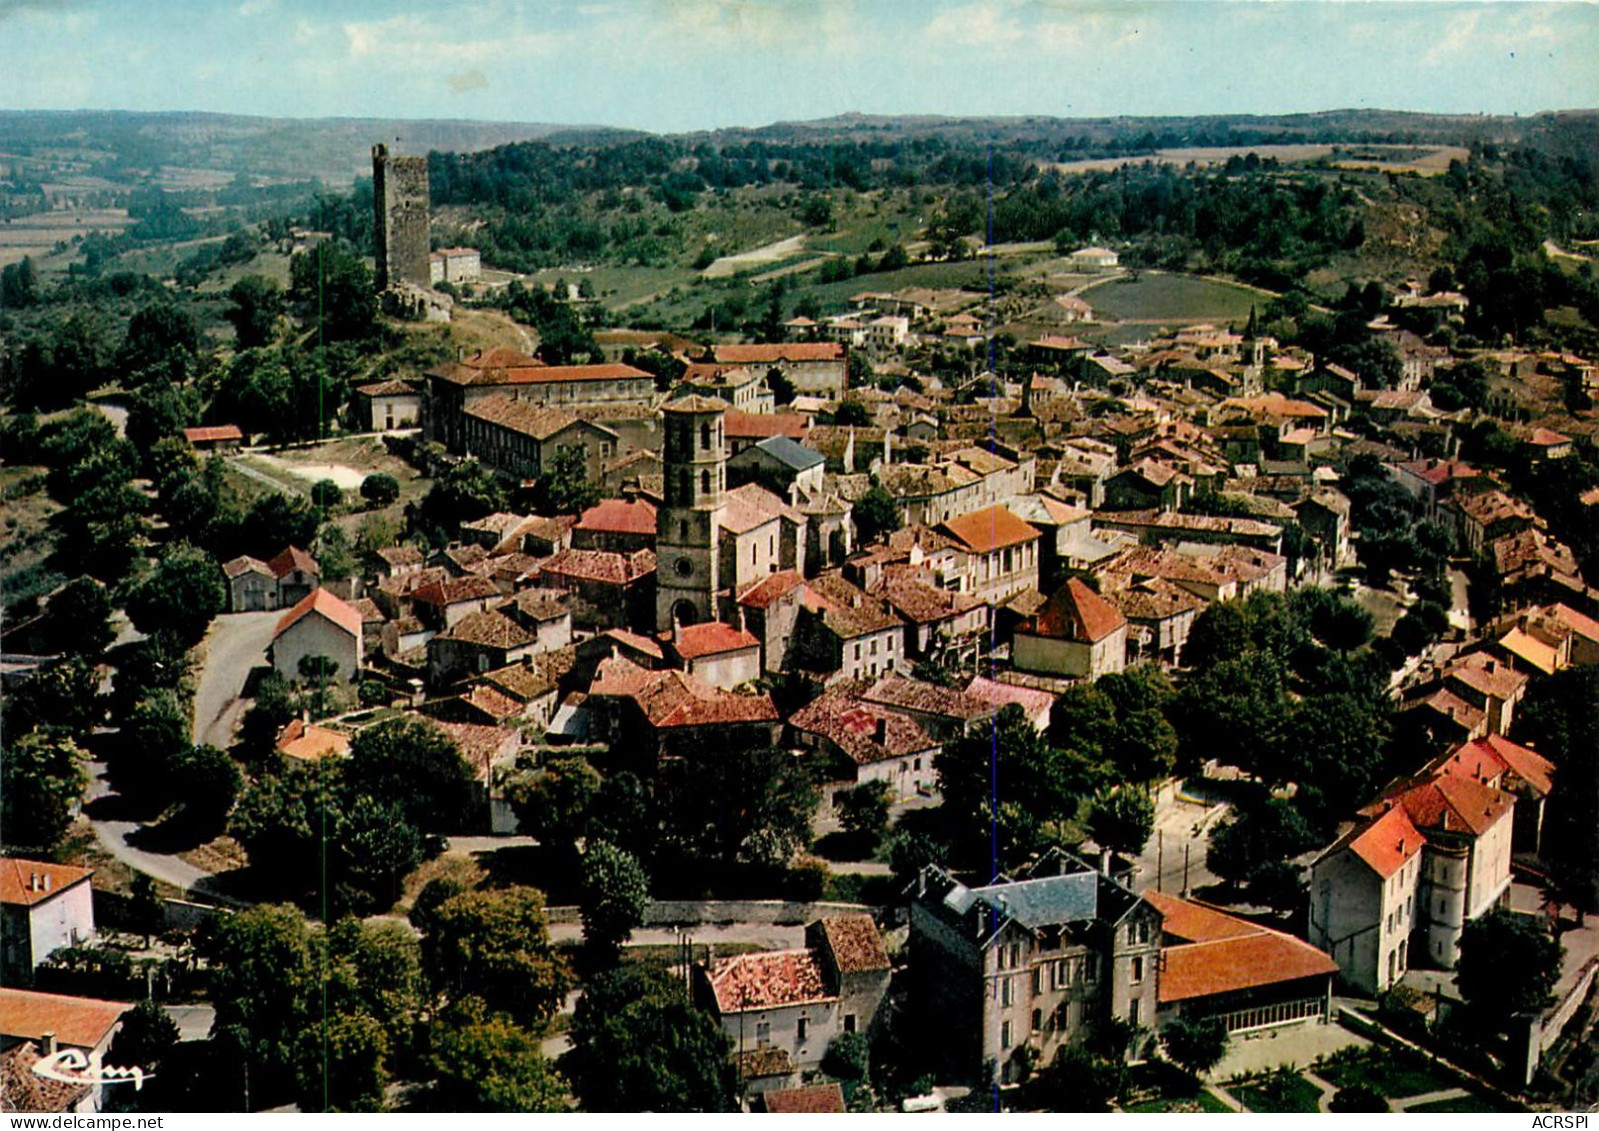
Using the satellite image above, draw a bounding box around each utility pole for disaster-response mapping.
[1156,830,1164,894]
[1182,844,1191,898]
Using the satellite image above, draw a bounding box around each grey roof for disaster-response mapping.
[753,434,827,472]
[944,871,1100,931]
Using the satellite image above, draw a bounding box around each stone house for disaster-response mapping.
[708,342,848,397]
[426,609,540,687]
[937,505,1041,605]
[269,589,362,684]
[907,854,1163,1086]
[460,395,621,483]
[1013,578,1128,680]
[787,690,941,802]
[351,378,422,432]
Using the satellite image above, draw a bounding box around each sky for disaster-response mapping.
[0,0,1595,134]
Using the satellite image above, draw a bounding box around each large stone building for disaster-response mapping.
[372,144,431,290]
[908,854,1163,1085]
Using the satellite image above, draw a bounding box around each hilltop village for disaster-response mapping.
[3,120,1599,1115]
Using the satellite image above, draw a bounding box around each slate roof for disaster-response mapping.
[752,433,826,472]
[943,871,1100,933]
[0,858,94,906]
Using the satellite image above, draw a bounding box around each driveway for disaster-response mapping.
[164,1003,217,1042]
[1130,784,1227,897]
[193,611,280,747]
[85,760,215,892]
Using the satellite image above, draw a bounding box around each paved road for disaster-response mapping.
[85,760,215,892]
[192,611,280,747]
[164,1003,217,1042]
[226,456,304,497]
[1130,785,1228,897]
[547,920,806,951]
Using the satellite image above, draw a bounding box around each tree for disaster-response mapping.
[1086,788,1154,857]
[1330,1085,1389,1113]
[507,756,600,845]
[529,444,600,516]
[289,241,376,341]
[430,1012,568,1112]
[227,276,284,350]
[2,729,88,854]
[1160,1015,1228,1079]
[107,999,181,1073]
[311,478,343,510]
[316,523,358,582]
[579,841,650,961]
[126,380,202,455]
[1456,909,1562,1030]
[168,744,243,833]
[1206,798,1319,887]
[561,963,734,1112]
[123,543,226,646]
[420,887,571,1028]
[294,1011,388,1112]
[244,492,320,558]
[822,1031,870,1083]
[1519,667,1599,911]
[836,780,892,850]
[7,657,103,739]
[42,576,117,658]
[206,903,321,1099]
[853,484,902,547]
[833,400,871,426]
[118,303,201,384]
[346,717,478,834]
[656,744,818,868]
[1030,1042,1126,1112]
[360,473,400,507]
[417,458,506,538]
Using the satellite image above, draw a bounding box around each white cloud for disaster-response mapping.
[1423,8,1482,65]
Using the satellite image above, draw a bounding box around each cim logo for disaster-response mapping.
[31,1048,153,1091]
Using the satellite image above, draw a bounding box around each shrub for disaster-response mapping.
[361,473,400,506]
[311,478,344,509]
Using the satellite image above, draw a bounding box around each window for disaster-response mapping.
[1032,968,1042,995]
[755,1020,771,1046]
[844,1014,856,1034]
[1001,1021,1012,1050]
[797,1017,809,1043]
[854,644,862,661]
[701,470,711,495]
[1137,919,1150,944]
[1129,999,1140,1026]
[1011,943,1022,968]
[1031,1008,1042,1033]
[701,422,711,449]
[870,639,877,656]
[1131,957,1144,984]
[1001,978,1013,1007]
[679,520,689,541]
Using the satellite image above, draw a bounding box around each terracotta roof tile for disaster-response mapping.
[438,609,537,650]
[1433,735,1554,798]
[266,545,320,579]
[1364,774,1514,839]
[937,505,1040,555]
[816,914,890,973]
[539,548,657,585]
[667,621,760,660]
[1156,930,1338,1004]
[788,692,939,764]
[274,588,362,640]
[963,676,1055,719]
[0,858,94,907]
[708,948,835,1012]
[275,718,352,762]
[712,342,845,365]
[223,554,272,579]
[182,424,243,444]
[763,1083,846,1114]
[0,988,128,1050]
[1,1042,91,1113]
[591,656,779,728]
[723,410,811,442]
[737,570,808,609]
[863,675,995,722]
[1326,804,1424,880]
[1029,578,1127,643]
[576,498,657,537]
[412,575,502,607]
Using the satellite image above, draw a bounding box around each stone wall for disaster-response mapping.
[373,144,431,290]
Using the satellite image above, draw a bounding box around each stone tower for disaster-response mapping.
[656,395,729,631]
[372,143,431,290]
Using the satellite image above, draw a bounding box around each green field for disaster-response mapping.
[1082,271,1265,325]
[1319,1050,1460,1099]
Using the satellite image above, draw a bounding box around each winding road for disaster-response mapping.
[191,610,280,747]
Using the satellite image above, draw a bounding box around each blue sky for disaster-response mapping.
[1,1,1594,132]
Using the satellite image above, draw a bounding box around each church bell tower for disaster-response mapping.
[656,395,728,631]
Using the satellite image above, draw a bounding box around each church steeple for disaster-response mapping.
[656,395,728,632]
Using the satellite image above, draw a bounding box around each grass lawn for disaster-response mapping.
[1320,1051,1460,1099]
[1232,1075,1323,1114]
[1081,271,1263,324]
[1127,1090,1233,1113]
[1407,1093,1525,1114]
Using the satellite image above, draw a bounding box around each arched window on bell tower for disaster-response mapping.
[701,469,711,495]
[701,422,712,450]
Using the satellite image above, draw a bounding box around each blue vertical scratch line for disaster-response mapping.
[986,140,1000,1116]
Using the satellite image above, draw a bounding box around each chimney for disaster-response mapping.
[42,1032,56,1056]
[522,652,533,667]
[1100,848,1112,876]
[28,872,38,892]
[882,428,893,468]
[41,873,51,893]
[875,717,888,744]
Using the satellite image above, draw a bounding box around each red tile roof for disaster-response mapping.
[763,1083,846,1114]
[964,676,1056,719]
[937,505,1040,555]
[0,858,94,907]
[1156,930,1339,1005]
[737,570,808,609]
[863,675,995,722]
[1435,735,1554,798]
[0,989,128,1050]
[266,545,320,579]
[1142,890,1258,944]
[1396,458,1480,487]
[576,498,657,537]
[1365,774,1514,838]
[437,609,537,650]
[723,410,811,442]
[1443,651,1529,703]
[1529,428,1573,447]
[1552,602,1599,644]
[182,424,243,444]
[815,914,890,973]
[1,1041,90,1113]
[708,948,835,1013]
[412,575,502,607]
[539,548,657,585]
[1335,804,1424,880]
[668,620,760,660]
[274,588,362,640]
[1029,578,1127,643]
[591,656,779,728]
[712,342,845,365]
[434,351,650,388]
[788,693,939,764]
[275,718,352,762]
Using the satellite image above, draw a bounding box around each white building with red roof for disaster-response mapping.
[0,859,95,986]
[269,588,362,684]
[661,619,762,690]
[0,988,130,1113]
[220,544,321,612]
[1310,760,1517,995]
[936,505,1041,604]
[787,689,941,801]
[1012,577,1128,680]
